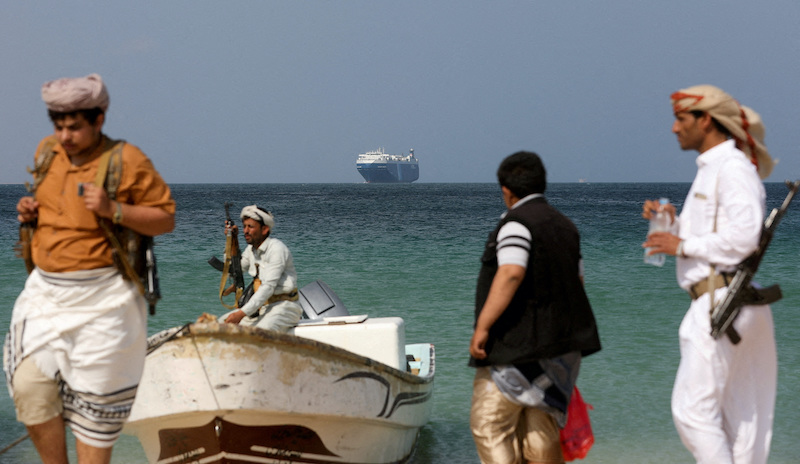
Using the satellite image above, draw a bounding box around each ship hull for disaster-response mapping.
[357,162,419,183]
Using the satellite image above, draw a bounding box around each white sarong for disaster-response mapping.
[3,267,147,447]
[238,300,302,333]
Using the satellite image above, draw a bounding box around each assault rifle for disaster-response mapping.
[710,180,800,343]
[208,202,246,309]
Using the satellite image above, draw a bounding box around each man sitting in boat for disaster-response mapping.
[222,205,302,332]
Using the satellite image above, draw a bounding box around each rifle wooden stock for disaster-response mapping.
[710,180,800,343]
[219,202,246,309]
[15,222,36,274]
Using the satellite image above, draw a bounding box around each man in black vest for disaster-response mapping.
[469,151,601,464]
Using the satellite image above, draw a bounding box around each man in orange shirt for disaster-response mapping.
[4,74,175,464]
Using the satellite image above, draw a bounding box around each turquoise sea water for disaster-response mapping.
[0,182,798,463]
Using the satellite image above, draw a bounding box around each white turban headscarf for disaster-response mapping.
[41,73,110,113]
[671,84,774,179]
[241,205,274,229]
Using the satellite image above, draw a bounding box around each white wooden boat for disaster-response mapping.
[123,312,434,464]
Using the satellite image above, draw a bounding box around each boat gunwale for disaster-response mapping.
[151,322,435,385]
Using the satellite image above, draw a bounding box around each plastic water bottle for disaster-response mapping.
[644,198,670,267]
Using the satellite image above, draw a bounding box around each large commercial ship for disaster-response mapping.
[356,148,419,183]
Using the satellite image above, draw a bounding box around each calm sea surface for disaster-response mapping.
[0,182,798,463]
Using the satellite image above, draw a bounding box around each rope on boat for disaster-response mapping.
[0,433,29,455]
[189,328,223,412]
[146,322,192,355]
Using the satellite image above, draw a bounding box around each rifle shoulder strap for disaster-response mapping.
[93,141,145,295]
[25,137,59,194]
[707,174,720,310]
[706,161,727,310]
[93,139,125,196]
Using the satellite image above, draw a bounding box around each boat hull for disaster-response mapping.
[124,323,434,464]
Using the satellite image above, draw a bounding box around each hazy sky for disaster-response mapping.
[2,1,799,184]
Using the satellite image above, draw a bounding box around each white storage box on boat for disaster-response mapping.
[291,315,406,370]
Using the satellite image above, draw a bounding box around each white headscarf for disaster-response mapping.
[41,73,110,113]
[670,84,774,179]
[240,205,274,229]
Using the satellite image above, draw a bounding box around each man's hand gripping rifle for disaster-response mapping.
[209,202,246,309]
[710,180,800,344]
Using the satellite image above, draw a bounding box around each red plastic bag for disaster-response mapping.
[560,386,594,461]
